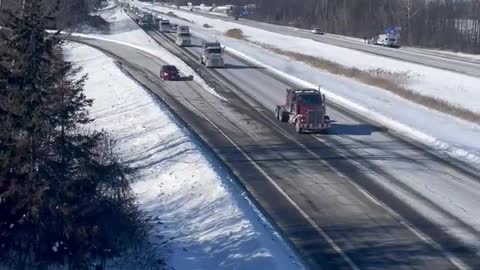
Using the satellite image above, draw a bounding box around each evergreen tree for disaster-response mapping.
[0,1,145,269]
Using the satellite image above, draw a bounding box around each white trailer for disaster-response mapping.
[177,25,190,34]
[160,19,172,32]
[370,26,401,48]
[200,42,224,68]
[176,32,192,46]
[376,33,399,47]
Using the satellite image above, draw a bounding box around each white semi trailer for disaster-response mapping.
[200,42,224,68]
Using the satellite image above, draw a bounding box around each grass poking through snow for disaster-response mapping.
[225,28,245,39]
[260,44,480,123]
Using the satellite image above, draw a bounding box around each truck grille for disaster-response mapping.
[211,59,223,66]
[308,111,322,124]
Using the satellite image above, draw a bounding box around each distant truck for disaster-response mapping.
[275,88,331,133]
[177,25,190,34]
[138,13,158,29]
[376,33,399,47]
[176,25,191,46]
[226,5,242,20]
[369,26,401,48]
[176,32,191,46]
[200,42,224,68]
[159,19,172,32]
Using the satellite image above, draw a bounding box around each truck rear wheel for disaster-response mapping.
[276,107,289,122]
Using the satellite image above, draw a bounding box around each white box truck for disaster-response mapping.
[160,19,172,32]
[176,32,191,46]
[200,42,224,68]
[369,26,401,48]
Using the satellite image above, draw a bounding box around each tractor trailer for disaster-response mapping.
[200,42,224,68]
[275,88,331,133]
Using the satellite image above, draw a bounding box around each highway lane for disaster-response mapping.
[153,5,480,77]
[156,31,480,267]
[74,34,479,269]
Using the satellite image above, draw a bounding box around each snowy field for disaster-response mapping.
[97,1,117,11]
[64,42,303,269]
[136,2,480,114]
[64,3,480,266]
[178,3,480,63]
[131,2,480,164]
[77,7,223,99]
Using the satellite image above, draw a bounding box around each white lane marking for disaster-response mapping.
[222,39,470,269]
[258,102,469,270]
[188,102,361,270]
[167,25,469,269]
[95,16,470,268]
[308,135,470,270]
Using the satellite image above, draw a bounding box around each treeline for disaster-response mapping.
[181,0,480,53]
[0,1,145,269]
[0,0,107,28]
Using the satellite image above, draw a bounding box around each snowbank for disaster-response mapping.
[124,1,480,259]
[98,2,117,11]
[404,47,480,61]
[79,7,225,100]
[132,2,480,164]
[226,47,480,165]
[194,5,214,12]
[199,7,479,112]
[65,42,303,269]
[137,3,480,114]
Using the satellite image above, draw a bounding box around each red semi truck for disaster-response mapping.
[275,88,331,133]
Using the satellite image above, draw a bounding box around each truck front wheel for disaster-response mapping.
[275,107,282,121]
[295,121,303,134]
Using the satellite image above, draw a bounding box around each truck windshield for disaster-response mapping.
[206,48,222,54]
[180,33,190,37]
[298,94,321,105]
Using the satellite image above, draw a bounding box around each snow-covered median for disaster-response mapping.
[140,3,480,115]
[133,2,480,164]
[65,42,303,269]
[76,6,224,100]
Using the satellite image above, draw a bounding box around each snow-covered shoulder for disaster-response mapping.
[132,2,480,164]
[76,5,224,100]
[64,42,304,269]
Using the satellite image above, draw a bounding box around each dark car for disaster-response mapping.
[160,65,180,81]
[311,28,325,35]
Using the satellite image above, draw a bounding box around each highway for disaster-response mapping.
[73,27,480,269]
[156,6,480,77]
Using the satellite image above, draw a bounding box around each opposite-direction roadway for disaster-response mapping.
[73,29,480,270]
[154,4,480,77]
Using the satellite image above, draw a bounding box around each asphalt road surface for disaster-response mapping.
[159,6,480,77]
[72,32,480,270]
